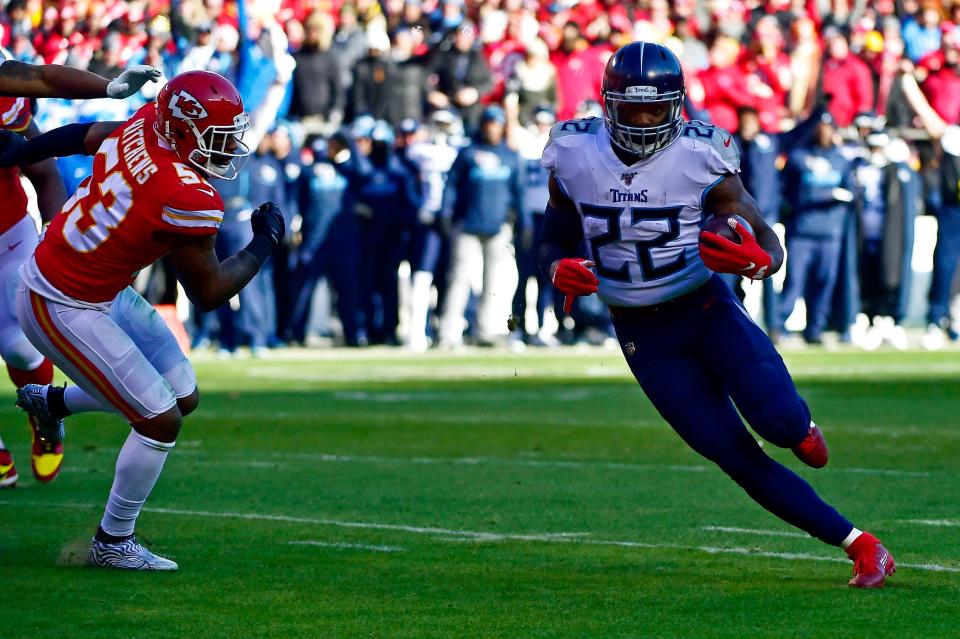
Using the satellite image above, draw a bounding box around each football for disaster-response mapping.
[701,215,754,244]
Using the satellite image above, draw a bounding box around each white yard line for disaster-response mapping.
[161,449,929,478]
[287,541,405,553]
[3,499,957,573]
[53,446,933,478]
[904,519,960,527]
[702,526,809,538]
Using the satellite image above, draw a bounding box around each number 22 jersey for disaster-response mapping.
[23,103,225,306]
[541,118,740,307]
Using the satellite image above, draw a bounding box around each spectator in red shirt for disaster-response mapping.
[697,34,752,131]
[743,15,791,130]
[820,27,875,126]
[921,28,960,123]
[550,21,607,120]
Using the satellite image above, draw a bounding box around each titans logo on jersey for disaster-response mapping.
[541,117,741,307]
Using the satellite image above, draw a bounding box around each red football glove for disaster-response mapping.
[552,258,599,313]
[699,220,772,280]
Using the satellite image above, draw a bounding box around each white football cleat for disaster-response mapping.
[15,384,65,443]
[922,323,947,351]
[88,536,178,571]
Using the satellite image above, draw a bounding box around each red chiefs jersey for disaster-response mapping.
[33,103,225,303]
[0,90,33,235]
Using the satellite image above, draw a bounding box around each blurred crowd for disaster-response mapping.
[8,0,960,351]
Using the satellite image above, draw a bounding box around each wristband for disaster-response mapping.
[242,234,273,267]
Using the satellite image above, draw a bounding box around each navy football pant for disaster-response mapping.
[611,276,853,546]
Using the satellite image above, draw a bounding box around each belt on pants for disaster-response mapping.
[607,280,716,320]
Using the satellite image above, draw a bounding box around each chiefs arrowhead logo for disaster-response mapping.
[168,90,208,120]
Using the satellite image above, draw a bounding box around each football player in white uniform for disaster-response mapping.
[538,42,895,588]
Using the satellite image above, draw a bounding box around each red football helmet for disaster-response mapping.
[155,71,251,180]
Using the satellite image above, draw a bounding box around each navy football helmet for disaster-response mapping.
[601,42,685,159]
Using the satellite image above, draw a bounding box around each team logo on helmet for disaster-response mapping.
[168,90,208,120]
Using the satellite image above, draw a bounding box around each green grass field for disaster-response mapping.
[2,347,959,638]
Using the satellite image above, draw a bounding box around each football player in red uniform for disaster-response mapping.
[3,70,284,570]
[0,55,160,487]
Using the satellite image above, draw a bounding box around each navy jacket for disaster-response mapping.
[298,156,360,261]
[354,151,422,239]
[733,107,823,221]
[782,145,853,239]
[442,141,526,237]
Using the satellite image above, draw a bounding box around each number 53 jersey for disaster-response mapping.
[541,117,740,307]
[23,104,225,306]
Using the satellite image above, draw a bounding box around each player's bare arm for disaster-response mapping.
[168,202,285,312]
[0,60,160,99]
[18,121,66,223]
[704,173,785,275]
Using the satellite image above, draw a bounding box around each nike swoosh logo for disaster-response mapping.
[0,463,13,475]
[723,137,732,147]
[739,262,756,271]
[198,187,216,197]
[7,240,21,251]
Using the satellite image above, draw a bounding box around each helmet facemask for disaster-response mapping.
[603,88,684,159]
[188,112,251,180]
[164,111,252,180]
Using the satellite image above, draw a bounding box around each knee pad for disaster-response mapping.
[164,359,197,400]
[2,336,46,372]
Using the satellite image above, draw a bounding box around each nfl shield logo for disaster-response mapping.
[624,341,636,356]
[621,172,637,186]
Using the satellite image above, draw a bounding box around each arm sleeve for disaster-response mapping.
[538,195,584,281]
[0,121,94,166]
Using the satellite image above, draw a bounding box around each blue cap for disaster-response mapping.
[480,104,506,125]
[350,114,376,139]
[532,105,556,125]
[399,117,419,135]
[371,120,395,145]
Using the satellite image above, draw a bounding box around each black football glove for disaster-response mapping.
[250,201,285,248]
[0,129,28,168]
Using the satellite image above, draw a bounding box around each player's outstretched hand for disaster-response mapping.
[0,129,28,168]
[251,201,286,247]
[699,220,772,280]
[552,258,599,313]
[106,65,162,99]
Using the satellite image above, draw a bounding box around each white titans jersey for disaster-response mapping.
[407,140,459,214]
[542,117,740,307]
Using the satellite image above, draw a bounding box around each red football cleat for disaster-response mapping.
[0,448,17,488]
[846,532,896,589]
[792,424,829,468]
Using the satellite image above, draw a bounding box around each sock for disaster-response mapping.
[95,526,133,544]
[842,527,864,550]
[47,385,69,419]
[64,385,115,415]
[99,430,175,538]
[6,358,54,387]
[0,433,5,449]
